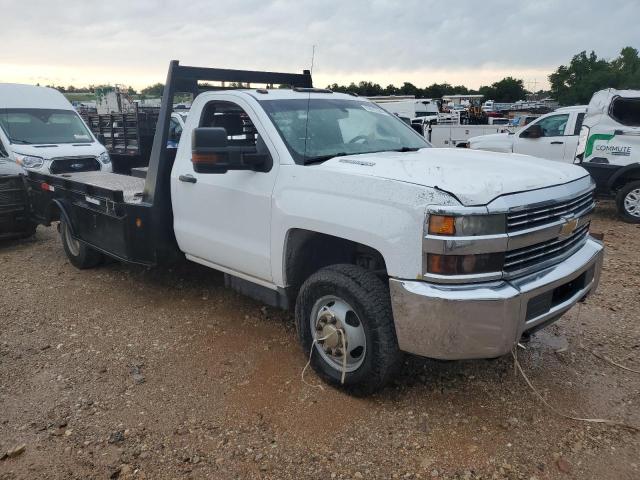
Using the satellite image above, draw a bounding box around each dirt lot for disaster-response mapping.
[0,201,638,479]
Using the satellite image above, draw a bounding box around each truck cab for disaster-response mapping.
[25,62,604,394]
[469,106,587,162]
[0,84,112,175]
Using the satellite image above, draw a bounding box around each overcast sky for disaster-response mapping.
[1,0,639,90]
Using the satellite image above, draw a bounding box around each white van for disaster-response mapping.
[0,84,111,175]
[575,89,640,222]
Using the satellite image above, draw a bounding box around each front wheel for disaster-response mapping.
[295,264,402,395]
[615,180,640,223]
[60,220,104,269]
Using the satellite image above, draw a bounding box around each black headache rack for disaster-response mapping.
[27,61,313,266]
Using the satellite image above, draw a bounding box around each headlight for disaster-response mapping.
[426,252,505,275]
[424,212,507,280]
[428,214,505,236]
[15,154,44,169]
[97,151,111,164]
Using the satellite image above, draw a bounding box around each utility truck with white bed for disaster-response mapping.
[27,62,604,394]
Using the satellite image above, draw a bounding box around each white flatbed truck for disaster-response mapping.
[26,61,604,393]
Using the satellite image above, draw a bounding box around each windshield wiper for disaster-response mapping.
[303,152,349,165]
[393,146,421,152]
[11,139,33,145]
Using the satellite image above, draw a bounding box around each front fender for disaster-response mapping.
[271,166,460,286]
[606,162,640,190]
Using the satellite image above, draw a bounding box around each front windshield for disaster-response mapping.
[0,108,93,145]
[259,98,429,164]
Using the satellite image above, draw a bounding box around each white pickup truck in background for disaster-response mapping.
[468,105,587,162]
[27,62,604,394]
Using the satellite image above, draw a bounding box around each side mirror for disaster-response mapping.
[191,127,271,174]
[521,124,542,139]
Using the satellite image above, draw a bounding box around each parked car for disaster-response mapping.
[0,83,112,175]
[27,61,603,394]
[468,106,587,162]
[575,89,640,222]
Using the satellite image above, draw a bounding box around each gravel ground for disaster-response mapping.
[0,200,638,479]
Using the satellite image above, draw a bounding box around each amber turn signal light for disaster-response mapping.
[428,215,456,235]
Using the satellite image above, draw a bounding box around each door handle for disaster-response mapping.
[179,174,197,184]
[550,141,564,145]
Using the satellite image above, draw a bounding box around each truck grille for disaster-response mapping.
[504,223,589,276]
[50,157,100,174]
[0,177,26,208]
[507,190,594,232]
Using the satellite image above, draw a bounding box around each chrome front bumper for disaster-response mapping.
[389,237,604,360]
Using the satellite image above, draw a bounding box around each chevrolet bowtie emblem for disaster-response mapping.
[559,217,578,238]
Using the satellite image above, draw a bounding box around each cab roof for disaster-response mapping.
[0,83,73,110]
[237,89,362,102]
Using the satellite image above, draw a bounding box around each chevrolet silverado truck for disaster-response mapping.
[26,61,604,394]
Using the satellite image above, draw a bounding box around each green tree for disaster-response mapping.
[611,46,640,88]
[549,48,640,105]
[140,83,164,98]
[478,77,527,103]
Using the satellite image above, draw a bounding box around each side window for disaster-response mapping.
[573,113,585,135]
[194,100,272,173]
[609,97,640,126]
[531,114,570,137]
[169,118,183,142]
[199,101,258,147]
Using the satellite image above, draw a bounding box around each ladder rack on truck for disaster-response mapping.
[26,61,312,266]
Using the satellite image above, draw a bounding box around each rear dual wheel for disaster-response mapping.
[60,220,104,269]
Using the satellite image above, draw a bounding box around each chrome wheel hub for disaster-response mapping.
[624,188,640,218]
[310,296,367,373]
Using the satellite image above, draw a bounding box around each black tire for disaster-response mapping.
[295,264,402,395]
[60,220,104,269]
[615,180,640,224]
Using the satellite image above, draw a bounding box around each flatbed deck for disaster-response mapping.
[52,172,145,203]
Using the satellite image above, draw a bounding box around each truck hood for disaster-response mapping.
[468,132,514,147]
[10,142,105,160]
[315,148,589,206]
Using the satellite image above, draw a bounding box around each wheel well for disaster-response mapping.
[284,229,387,296]
[611,168,640,191]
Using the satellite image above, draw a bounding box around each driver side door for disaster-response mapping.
[515,113,570,161]
[171,97,278,283]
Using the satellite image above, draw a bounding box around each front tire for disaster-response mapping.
[615,180,640,223]
[295,264,402,395]
[60,220,104,269]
